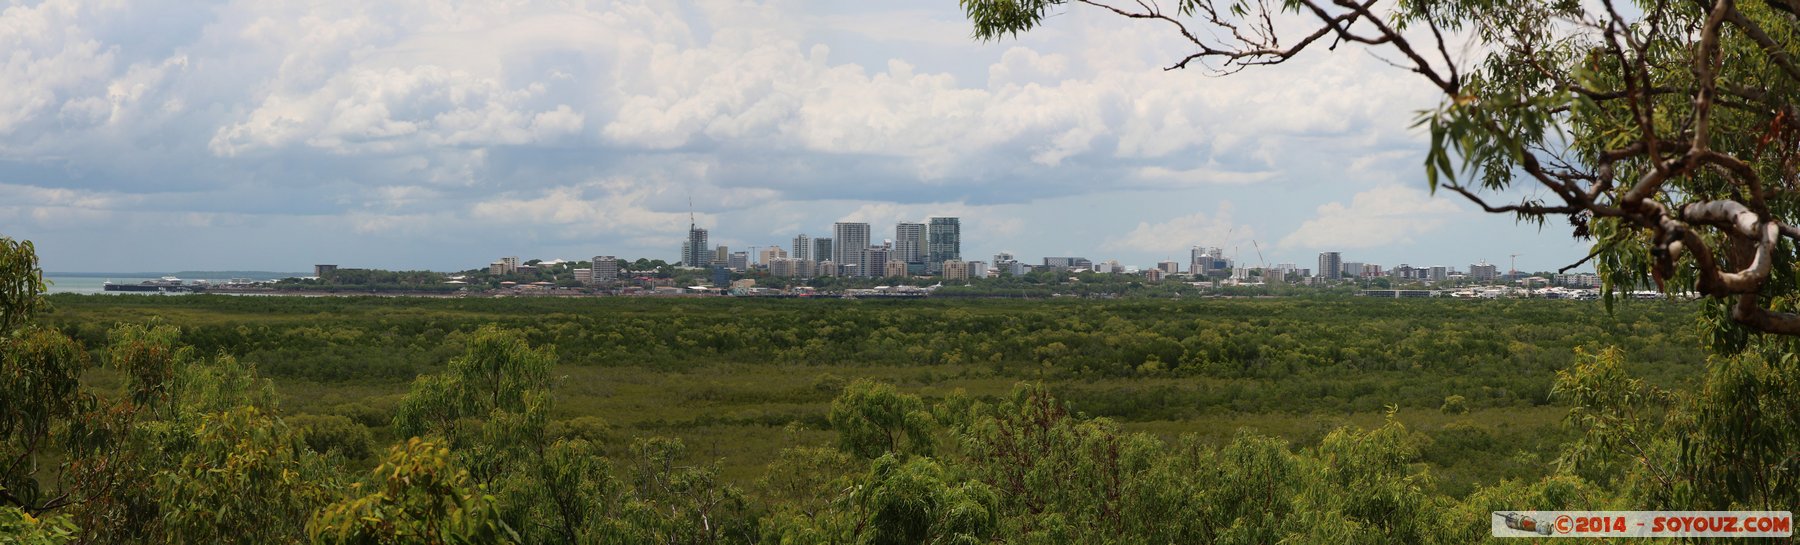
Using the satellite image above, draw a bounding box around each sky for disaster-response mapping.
[0,0,1592,273]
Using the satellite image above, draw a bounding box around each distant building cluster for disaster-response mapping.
[672,217,967,280]
[437,214,1593,292]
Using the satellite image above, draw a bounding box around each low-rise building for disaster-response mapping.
[770,258,815,278]
[759,246,788,265]
[942,259,969,281]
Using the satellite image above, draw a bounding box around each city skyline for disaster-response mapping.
[1,2,1590,273]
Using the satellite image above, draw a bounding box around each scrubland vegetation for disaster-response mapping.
[9,238,1798,543]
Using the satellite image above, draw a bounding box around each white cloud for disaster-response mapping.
[1277,185,1462,250]
[1103,203,1256,253]
[1,0,1581,272]
[835,201,1025,240]
[468,178,700,236]
[1135,166,1277,186]
[343,211,449,236]
[0,183,137,210]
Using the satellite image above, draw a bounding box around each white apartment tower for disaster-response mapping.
[1318,252,1342,279]
[895,222,926,264]
[833,222,871,275]
[792,234,811,261]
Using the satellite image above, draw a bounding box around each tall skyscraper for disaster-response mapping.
[1318,252,1342,279]
[926,217,960,274]
[833,222,870,274]
[895,222,926,264]
[792,234,811,261]
[684,229,709,268]
[813,237,833,266]
[715,245,730,266]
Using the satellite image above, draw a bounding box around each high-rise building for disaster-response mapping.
[684,229,710,268]
[1317,252,1342,279]
[728,252,749,272]
[792,234,811,261]
[1042,257,1083,270]
[926,217,960,274]
[1190,247,1230,276]
[895,222,926,264]
[715,245,730,266]
[863,245,890,279]
[833,222,871,274]
[314,264,337,278]
[1156,261,1180,275]
[1470,261,1500,282]
[592,256,618,282]
[812,237,833,266]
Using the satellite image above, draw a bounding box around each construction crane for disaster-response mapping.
[1509,253,1522,275]
[1252,240,1274,282]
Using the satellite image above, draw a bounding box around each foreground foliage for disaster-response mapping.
[7,237,1795,543]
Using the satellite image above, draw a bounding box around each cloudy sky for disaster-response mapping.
[1,0,1590,273]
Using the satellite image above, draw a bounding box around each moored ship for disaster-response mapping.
[103,277,206,293]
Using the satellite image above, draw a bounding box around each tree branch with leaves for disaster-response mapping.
[964,0,1800,340]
